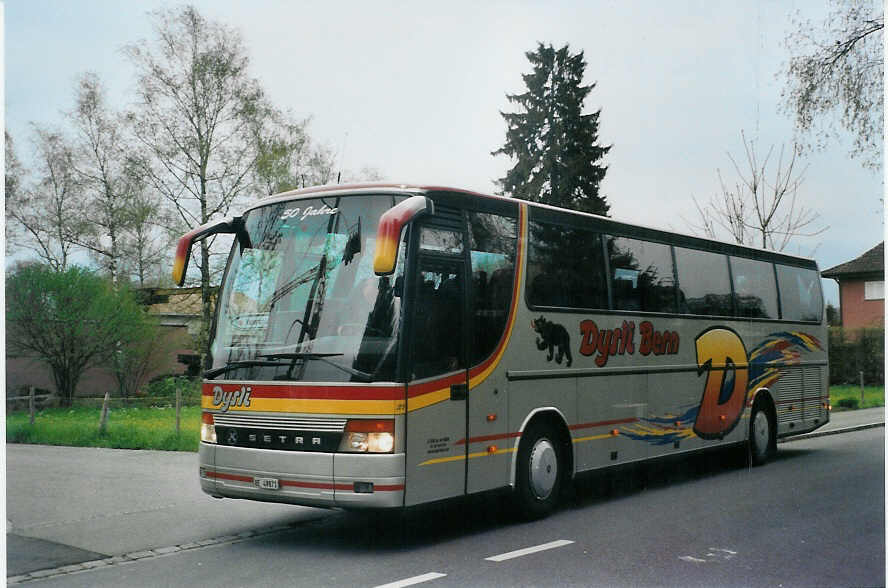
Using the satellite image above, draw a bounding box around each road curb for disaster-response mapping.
[6,525,295,585]
[779,421,884,443]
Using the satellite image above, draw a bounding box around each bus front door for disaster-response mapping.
[404,255,468,506]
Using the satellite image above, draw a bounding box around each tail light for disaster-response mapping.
[338,419,395,453]
[201,412,217,444]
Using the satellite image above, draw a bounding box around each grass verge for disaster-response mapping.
[7,405,200,451]
[829,384,884,411]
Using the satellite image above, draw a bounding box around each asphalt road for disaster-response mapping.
[7,409,885,586]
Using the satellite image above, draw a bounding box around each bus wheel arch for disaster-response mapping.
[512,409,573,519]
[749,389,777,465]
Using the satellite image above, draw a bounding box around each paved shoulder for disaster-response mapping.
[7,534,105,577]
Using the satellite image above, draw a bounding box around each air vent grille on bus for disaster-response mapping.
[776,368,804,425]
[426,202,464,231]
[212,414,347,432]
[803,366,825,420]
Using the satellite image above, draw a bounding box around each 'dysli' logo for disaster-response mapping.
[212,385,252,412]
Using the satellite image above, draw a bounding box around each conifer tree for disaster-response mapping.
[493,43,611,215]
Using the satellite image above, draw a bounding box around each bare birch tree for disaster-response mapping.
[7,127,85,270]
[68,73,137,283]
[5,131,25,251]
[124,5,272,325]
[781,0,883,169]
[689,131,827,252]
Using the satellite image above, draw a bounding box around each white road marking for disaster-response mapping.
[374,572,447,588]
[485,539,575,562]
[680,548,739,564]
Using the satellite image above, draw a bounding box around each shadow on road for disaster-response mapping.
[241,443,819,554]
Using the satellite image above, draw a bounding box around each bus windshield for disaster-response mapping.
[208,194,405,383]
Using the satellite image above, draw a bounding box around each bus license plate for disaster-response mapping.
[254,477,279,490]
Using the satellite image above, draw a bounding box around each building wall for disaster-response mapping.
[841,279,885,329]
[6,324,196,400]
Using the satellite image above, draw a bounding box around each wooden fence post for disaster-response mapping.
[175,385,181,435]
[860,371,865,406]
[98,390,111,434]
[29,386,35,426]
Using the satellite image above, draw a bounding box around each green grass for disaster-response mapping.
[829,384,884,411]
[6,405,201,451]
[6,385,883,450]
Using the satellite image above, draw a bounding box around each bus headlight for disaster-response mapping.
[201,412,217,444]
[339,419,395,453]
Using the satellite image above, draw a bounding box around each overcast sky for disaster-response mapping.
[4,0,884,305]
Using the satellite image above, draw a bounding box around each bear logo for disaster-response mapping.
[531,315,572,367]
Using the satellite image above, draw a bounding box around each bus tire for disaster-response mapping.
[749,398,775,466]
[514,422,563,519]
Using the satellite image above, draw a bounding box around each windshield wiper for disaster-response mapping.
[204,359,292,379]
[260,352,373,383]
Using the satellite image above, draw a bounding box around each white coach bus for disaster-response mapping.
[174,183,828,518]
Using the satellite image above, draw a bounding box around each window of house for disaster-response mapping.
[865,280,884,300]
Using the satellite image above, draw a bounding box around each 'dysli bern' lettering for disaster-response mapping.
[579,320,678,367]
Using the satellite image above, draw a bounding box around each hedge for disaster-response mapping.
[829,327,884,385]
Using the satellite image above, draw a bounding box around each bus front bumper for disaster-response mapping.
[199,442,405,509]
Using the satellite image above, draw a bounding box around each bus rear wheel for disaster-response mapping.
[514,423,562,519]
[749,399,775,466]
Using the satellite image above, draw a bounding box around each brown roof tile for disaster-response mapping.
[822,242,884,279]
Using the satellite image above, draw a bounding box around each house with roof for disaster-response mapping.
[822,242,884,329]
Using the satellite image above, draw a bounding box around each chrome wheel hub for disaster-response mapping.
[529,438,558,500]
[752,410,770,456]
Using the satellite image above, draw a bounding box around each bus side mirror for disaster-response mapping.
[373,195,434,275]
[172,216,250,286]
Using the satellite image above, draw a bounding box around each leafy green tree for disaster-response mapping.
[6,265,153,406]
[493,43,611,215]
[781,1,883,169]
[111,316,166,402]
[826,302,841,327]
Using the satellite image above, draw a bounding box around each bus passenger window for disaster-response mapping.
[607,236,676,313]
[675,247,733,316]
[527,220,606,310]
[730,256,778,319]
[776,264,823,322]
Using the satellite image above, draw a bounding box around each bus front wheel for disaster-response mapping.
[514,423,562,519]
[749,398,776,465]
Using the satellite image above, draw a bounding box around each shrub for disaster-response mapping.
[829,327,884,385]
[835,397,860,410]
[145,376,201,405]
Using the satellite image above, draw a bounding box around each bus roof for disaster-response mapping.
[243,182,819,268]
